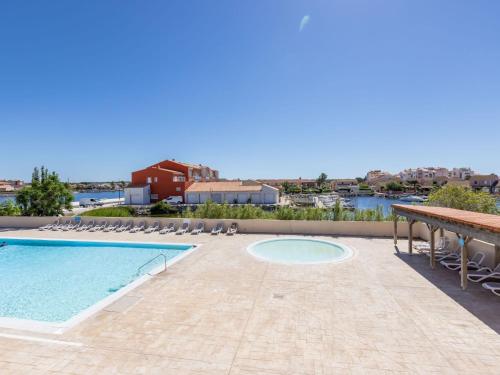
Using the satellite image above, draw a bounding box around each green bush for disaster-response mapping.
[0,201,21,216]
[427,185,497,214]
[150,201,178,216]
[82,206,136,217]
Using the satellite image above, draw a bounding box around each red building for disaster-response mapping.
[130,159,219,202]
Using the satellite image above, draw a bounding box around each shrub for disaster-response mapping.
[82,206,136,217]
[150,201,178,216]
[16,166,73,216]
[0,201,21,216]
[427,185,497,214]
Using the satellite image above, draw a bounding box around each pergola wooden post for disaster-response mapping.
[408,220,416,255]
[427,224,439,269]
[458,235,473,290]
[495,245,500,266]
[393,215,398,245]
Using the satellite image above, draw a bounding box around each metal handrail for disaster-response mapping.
[136,253,167,276]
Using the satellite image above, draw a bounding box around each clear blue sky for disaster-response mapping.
[1,1,499,182]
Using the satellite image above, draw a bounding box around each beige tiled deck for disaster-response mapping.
[0,228,499,374]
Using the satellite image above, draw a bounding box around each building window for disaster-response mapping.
[173,176,185,182]
[147,177,152,184]
[176,187,181,192]
[154,177,158,183]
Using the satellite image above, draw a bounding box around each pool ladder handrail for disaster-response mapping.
[136,253,167,276]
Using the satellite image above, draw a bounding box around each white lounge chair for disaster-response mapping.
[211,222,223,235]
[52,220,70,231]
[89,221,108,232]
[77,220,95,231]
[159,223,176,234]
[62,221,81,231]
[466,264,500,283]
[130,221,145,233]
[191,222,204,235]
[482,282,500,296]
[39,219,60,231]
[144,221,160,233]
[116,221,132,232]
[103,220,121,232]
[440,252,486,271]
[226,222,238,235]
[415,237,449,253]
[176,222,190,235]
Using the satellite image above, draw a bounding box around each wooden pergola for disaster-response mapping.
[391,204,500,290]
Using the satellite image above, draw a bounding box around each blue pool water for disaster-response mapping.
[248,238,352,264]
[0,238,192,323]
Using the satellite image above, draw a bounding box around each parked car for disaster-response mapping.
[162,196,183,205]
[79,198,104,207]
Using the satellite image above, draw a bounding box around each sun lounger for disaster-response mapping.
[226,222,238,235]
[62,221,81,231]
[89,221,108,232]
[52,220,70,231]
[176,222,190,235]
[482,282,500,296]
[130,221,145,233]
[415,237,449,253]
[103,220,121,232]
[39,219,60,231]
[435,251,460,262]
[144,221,160,233]
[76,220,95,231]
[116,221,132,232]
[465,264,500,283]
[440,252,486,271]
[159,223,176,234]
[211,222,224,235]
[191,222,204,235]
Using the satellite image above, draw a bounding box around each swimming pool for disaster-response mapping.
[247,238,352,264]
[0,238,195,331]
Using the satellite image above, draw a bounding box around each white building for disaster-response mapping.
[366,170,392,182]
[451,167,474,180]
[185,181,279,204]
[124,184,151,205]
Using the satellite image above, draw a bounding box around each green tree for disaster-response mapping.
[288,184,301,194]
[16,166,73,216]
[427,185,497,214]
[385,181,403,192]
[281,181,290,194]
[316,173,328,187]
[0,200,21,216]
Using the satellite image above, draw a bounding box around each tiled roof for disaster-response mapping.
[392,204,500,233]
[186,181,269,192]
[154,166,184,175]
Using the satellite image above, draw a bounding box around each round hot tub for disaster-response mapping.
[247,238,353,265]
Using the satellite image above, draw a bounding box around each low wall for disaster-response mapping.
[0,216,408,237]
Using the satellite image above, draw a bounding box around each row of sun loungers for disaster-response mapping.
[414,237,500,297]
[39,219,238,235]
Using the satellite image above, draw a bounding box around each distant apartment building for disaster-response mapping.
[126,159,219,204]
[125,159,279,205]
[469,174,499,193]
[398,167,475,183]
[256,178,317,190]
[450,167,474,180]
[365,170,392,182]
[185,181,279,204]
[330,179,358,191]
[0,180,23,192]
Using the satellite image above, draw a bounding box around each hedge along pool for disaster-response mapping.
[0,238,196,332]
